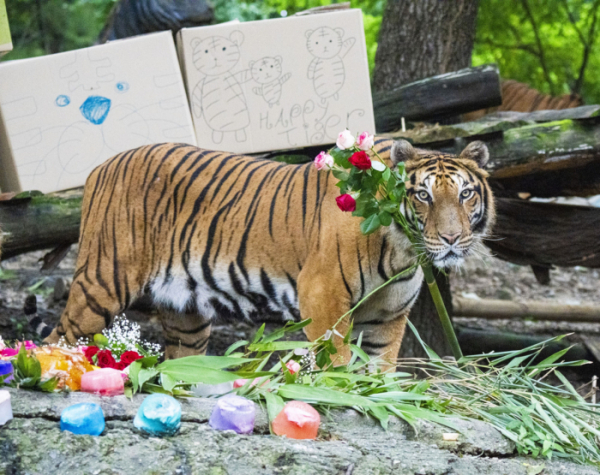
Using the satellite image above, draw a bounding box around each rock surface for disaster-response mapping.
[1,388,599,474]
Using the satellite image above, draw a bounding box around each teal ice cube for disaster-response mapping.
[60,403,105,436]
[134,394,181,436]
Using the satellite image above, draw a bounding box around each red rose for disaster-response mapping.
[336,194,356,212]
[119,351,142,366]
[349,151,371,170]
[114,361,127,371]
[96,349,116,369]
[84,346,100,364]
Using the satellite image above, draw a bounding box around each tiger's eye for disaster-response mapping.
[461,189,472,199]
[418,191,429,201]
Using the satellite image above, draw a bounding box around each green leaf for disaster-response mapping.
[251,324,266,344]
[247,341,312,352]
[350,344,370,363]
[332,169,350,181]
[360,214,381,235]
[94,334,109,348]
[379,211,392,227]
[369,405,390,429]
[382,167,391,181]
[263,391,285,425]
[278,384,374,407]
[129,360,142,393]
[161,373,179,392]
[225,340,249,356]
[157,355,255,371]
[138,368,159,390]
[38,377,59,392]
[158,366,241,385]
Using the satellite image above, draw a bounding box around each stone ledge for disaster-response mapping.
[2,388,599,475]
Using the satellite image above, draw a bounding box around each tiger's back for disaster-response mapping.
[48,139,494,366]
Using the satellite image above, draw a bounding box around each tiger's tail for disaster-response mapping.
[25,295,53,339]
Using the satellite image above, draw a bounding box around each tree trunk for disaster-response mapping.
[373,0,480,91]
[373,0,480,358]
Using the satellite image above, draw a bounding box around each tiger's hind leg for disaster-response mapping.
[159,309,212,359]
[45,279,123,345]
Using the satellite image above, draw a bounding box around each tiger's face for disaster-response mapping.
[191,31,244,76]
[250,56,283,84]
[305,27,344,59]
[391,140,495,268]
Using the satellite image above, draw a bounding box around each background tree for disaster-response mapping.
[473,0,600,103]
[372,0,480,91]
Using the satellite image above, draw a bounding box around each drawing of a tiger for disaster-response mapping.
[42,138,494,367]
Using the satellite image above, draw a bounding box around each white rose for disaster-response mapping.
[336,130,355,150]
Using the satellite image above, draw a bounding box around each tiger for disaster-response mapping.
[41,138,495,368]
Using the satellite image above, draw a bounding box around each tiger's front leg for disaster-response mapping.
[297,265,353,367]
[159,310,212,359]
[352,312,409,372]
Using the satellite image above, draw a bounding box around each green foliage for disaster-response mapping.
[473,0,600,103]
[4,0,115,60]
[128,316,600,466]
[8,345,58,391]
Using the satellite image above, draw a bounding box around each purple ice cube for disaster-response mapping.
[209,394,255,435]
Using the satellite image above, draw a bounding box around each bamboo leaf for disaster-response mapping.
[278,385,375,407]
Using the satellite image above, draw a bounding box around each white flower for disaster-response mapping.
[0,336,4,351]
[336,129,355,150]
[371,160,387,172]
[356,131,374,151]
[294,348,309,356]
[323,330,333,341]
[314,151,334,170]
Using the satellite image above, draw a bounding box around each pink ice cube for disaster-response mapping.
[81,368,124,396]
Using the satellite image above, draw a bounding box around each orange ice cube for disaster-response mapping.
[271,401,320,440]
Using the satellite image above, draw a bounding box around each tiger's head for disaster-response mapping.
[391,140,495,269]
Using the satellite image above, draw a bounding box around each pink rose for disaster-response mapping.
[336,130,355,150]
[356,132,374,151]
[16,341,37,351]
[314,151,334,170]
[285,361,301,375]
[336,194,356,212]
[0,349,18,358]
[233,378,269,388]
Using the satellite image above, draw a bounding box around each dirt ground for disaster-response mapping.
[1,245,599,390]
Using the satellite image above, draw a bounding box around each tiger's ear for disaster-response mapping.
[230,30,244,46]
[391,140,417,165]
[460,141,489,168]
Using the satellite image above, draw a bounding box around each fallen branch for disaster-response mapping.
[454,296,600,323]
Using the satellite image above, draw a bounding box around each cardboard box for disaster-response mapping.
[0,31,196,193]
[0,0,11,56]
[177,9,375,154]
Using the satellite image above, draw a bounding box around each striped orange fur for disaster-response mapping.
[44,139,495,366]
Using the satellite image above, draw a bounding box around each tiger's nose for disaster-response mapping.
[440,232,461,245]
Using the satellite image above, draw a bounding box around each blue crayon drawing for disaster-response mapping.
[55,95,71,107]
[115,81,130,93]
[79,96,111,125]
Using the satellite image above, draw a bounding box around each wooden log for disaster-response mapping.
[456,326,593,363]
[0,190,82,260]
[453,296,600,323]
[489,198,600,268]
[373,64,502,133]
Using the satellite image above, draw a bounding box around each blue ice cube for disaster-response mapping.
[60,403,105,436]
[134,394,181,436]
